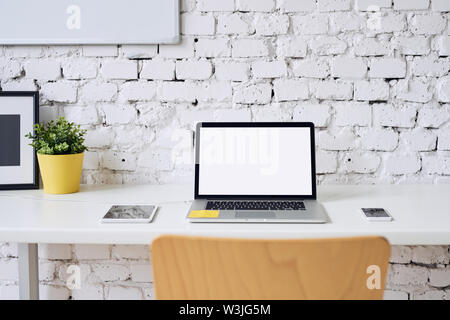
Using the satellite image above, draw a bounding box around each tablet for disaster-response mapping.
[101,205,157,223]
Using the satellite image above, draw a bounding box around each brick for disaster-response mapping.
[277,0,316,12]
[393,36,430,55]
[313,80,353,100]
[85,127,115,148]
[39,285,70,300]
[1,79,37,91]
[80,82,117,102]
[112,245,149,260]
[292,14,328,35]
[395,79,433,103]
[388,264,429,286]
[83,151,99,170]
[385,154,421,175]
[39,106,60,123]
[334,102,371,126]
[181,0,196,12]
[102,151,137,171]
[137,149,173,171]
[422,156,450,175]
[38,244,72,260]
[0,59,21,79]
[331,57,367,79]
[24,59,60,80]
[317,0,351,11]
[93,263,130,282]
[196,81,233,102]
[369,58,406,79]
[412,246,450,264]
[197,0,235,11]
[74,244,110,260]
[310,36,347,55]
[343,152,381,173]
[215,61,250,81]
[72,285,104,300]
[394,0,430,10]
[329,12,365,33]
[39,261,56,281]
[103,104,137,124]
[383,290,409,300]
[292,58,329,78]
[376,13,407,33]
[251,104,292,122]
[214,108,252,122]
[140,59,175,80]
[273,79,309,101]
[196,38,231,57]
[438,128,450,150]
[217,13,254,35]
[121,45,157,59]
[233,82,272,104]
[413,290,445,300]
[0,243,17,258]
[62,59,98,79]
[429,267,450,287]
[437,36,450,56]
[354,38,390,56]
[292,104,331,127]
[354,80,390,101]
[417,105,450,128]
[316,151,338,173]
[0,259,18,280]
[255,14,289,35]
[101,60,137,80]
[401,128,437,151]
[432,0,450,11]
[232,38,269,57]
[82,45,118,57]
[318,128,356,151]
[412,57,449,77]
[373,104,416,128]
[107,286,142,300]
[410,14,446,35]
[118,81,157,102]
[41,81,77,103]
[176,59,213,80]
[362,128,398,151]
[64,106,99,125]
[181,13,215,35]
[277,36,307,57]
[390,246,413,263]
[437,77,450,103]
[130,264,153,282]
[5,46,44,58]
[158,81,196,102]
[159,38,194,59]
[252,60,287,78]
[356,0,392,11]
[236,0,275,12]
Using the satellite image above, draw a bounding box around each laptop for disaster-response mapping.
[187,122,328,223]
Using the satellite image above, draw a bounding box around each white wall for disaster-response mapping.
[0,0,449,299]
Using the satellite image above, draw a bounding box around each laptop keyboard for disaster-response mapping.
[205,201,305,211]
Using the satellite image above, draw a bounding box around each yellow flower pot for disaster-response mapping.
[37,153,84,194]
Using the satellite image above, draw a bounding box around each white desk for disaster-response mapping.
[1,184,450,299]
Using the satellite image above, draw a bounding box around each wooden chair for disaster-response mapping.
[151,235,390,300]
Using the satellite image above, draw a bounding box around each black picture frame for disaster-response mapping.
[194,122,317,200]
[0,91,39,190]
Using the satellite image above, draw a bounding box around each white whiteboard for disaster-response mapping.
[0,0,179,44]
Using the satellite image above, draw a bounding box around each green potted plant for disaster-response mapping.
[26,117,87,194]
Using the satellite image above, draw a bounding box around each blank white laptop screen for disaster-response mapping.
[198,127,312,196]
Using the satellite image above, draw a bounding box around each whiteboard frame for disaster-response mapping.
[0,0,180,45]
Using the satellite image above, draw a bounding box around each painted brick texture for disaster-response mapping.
[0,0,449,300]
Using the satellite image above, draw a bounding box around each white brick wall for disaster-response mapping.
[1,2,449,300]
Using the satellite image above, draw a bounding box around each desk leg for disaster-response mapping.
[18,243,39,300]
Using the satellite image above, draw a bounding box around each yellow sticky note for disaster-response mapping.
[189,210,220,218]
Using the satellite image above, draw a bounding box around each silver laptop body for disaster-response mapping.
[187,122,328,223]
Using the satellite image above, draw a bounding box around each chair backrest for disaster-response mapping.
[151,235,390,300]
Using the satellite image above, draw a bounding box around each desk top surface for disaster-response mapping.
[0,184,449,245]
